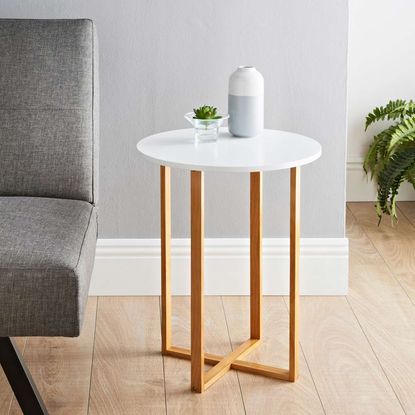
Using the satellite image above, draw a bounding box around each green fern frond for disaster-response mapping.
[363,141,378,177]
[365,99,415,130]
[405,165,415,188]
[388,116,415,154]
[363,124,397,178]
[364,99,415,221]
[376,145,415,219]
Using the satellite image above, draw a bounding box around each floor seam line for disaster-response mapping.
[347,204,415,309]
[159,296,168,415]
[86,297,99,415]
[345,295,407,414]
[282,296,327,415]
[221,296,247,415]
[397,203,415,231]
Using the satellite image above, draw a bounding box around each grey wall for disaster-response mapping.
[0,0,348,238]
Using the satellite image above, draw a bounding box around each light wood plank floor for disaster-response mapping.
[1,202,415,414]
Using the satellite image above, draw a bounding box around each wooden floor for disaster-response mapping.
[2,202,415,414]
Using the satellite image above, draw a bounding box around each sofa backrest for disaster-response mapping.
[0,19,98,203]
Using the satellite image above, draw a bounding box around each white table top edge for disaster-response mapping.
[137,128,322,172]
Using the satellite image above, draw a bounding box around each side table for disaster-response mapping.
[137,128,321,393]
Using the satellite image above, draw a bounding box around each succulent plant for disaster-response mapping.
[193,105,221,120]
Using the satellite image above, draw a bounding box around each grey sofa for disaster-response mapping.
[0,19,98,414]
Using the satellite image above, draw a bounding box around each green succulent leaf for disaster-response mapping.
[193,105,220,119]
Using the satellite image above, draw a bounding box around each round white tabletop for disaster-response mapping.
[137,128,321,172]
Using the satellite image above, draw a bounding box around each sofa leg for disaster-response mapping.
[0,337,48,415]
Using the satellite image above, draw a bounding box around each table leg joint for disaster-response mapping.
[164,339,290,389]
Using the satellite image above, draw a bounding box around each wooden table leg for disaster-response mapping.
[250,172,262,340]
[161,168,300,390]
[191,170,204,392]
[160,166,171,354]
[289,167,300,381]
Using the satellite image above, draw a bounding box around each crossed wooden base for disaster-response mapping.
[160,165,300,393]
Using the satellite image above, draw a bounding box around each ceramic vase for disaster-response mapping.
[228,66,264,137]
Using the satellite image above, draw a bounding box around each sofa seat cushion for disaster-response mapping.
[0,197,97,337]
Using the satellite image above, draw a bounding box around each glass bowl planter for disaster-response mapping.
[185,112,229,142]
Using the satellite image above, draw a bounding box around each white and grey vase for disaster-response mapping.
[228,66,264,137]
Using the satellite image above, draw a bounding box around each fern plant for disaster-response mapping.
[364,99,415,220]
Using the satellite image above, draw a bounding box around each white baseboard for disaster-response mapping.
[347,158,415,201]
[90,238,349,296]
